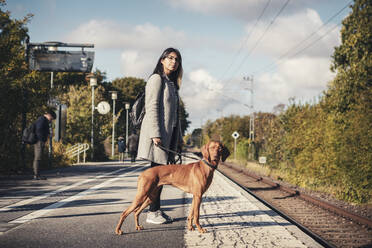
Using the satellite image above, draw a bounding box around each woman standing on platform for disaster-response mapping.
[137,47,183,224]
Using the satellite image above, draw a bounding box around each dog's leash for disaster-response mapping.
[156,144,217,169]
[155,144,201,161]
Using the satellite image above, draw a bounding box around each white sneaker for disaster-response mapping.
[146,210,167,224]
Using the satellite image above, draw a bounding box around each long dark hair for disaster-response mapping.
[152,47,183,89]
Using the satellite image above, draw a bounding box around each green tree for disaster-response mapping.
[0,1,33,172]
[59,83,111,160]
[179,99,191,136]
[325,0,372,202]
[190,128,202,147]
[328,0,371,114]
[111,76,146,136]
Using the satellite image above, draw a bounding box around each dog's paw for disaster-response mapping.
[198,228,207,233]
[136,225,144,231]
[115,229,123,235]
[188,225,195,231]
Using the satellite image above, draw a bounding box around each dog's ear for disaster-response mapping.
[201,142,210,160]
[220,144,230,162]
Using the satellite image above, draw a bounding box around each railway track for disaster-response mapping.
[217,162,372,248]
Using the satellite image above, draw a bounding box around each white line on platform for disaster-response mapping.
[9,165,144,224]
[0,168,132,214]
[1,161,147,214]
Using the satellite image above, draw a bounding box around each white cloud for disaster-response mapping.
[65,19,192,78]
[241,9,339,113]
[120,50,155,79]
[181,69,227,124]
[256,56,335,112]
[65,20,121,48]
[279,57,334,89]
[181,69,250,129]
[182,69,224,112]
[165,0,285,21]
[243,8,340,58]
[65,20,187,51]
[164,0,334,22]
[64,19,224,79]
[62,8,341,132]
[182,56,336,131]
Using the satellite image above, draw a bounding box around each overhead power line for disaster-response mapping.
[203,1,351,112]
[250,0,352,75]
[217,0,272,82]
[229,0,291,77]
[279,23,340,66]
[220,0,291,88]
[243,0,291,61]
[202,84,251,109]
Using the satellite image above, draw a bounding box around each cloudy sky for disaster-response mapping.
[7,0,352,131]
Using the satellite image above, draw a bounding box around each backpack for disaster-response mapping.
[129,80,164,129]
[22,123,37,144]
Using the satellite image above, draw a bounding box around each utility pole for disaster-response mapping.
[243,76,254,159]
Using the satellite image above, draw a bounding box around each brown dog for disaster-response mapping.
[115,140,230,235]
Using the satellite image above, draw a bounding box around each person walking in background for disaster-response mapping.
[137,47,184,224]
[128,130,139,163]
[118,136,126,162]
[33,110,56,180]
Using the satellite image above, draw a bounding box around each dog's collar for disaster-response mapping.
[202,159,217,169]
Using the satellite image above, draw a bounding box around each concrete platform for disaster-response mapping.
[182,169,322,247]
[0,160,323,248]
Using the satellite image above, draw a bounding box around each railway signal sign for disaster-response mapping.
[232,131,239,160]
[259,156,267,164]
[232,131,239,139]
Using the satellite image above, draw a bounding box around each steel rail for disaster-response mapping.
[223,162,372,229]
[217,165,336,248]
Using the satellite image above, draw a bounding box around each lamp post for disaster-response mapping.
[244,75,254,159]
[125,102,130,155]
[89,75,97,160]
[111,91,118,158]
[47,45,57,167]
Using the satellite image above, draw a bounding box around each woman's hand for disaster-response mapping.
[152,137,162,146]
